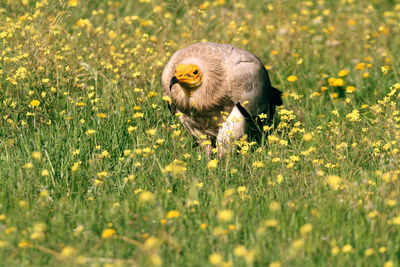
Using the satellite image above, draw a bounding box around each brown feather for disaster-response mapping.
[161,42,282,145]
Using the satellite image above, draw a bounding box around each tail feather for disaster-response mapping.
[267,87,283,121]
[235,102,252,120]
[271,87,283,106]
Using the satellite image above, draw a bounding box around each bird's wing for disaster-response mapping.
[226,47,272,117]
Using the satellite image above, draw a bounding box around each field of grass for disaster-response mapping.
[1,0,400,266]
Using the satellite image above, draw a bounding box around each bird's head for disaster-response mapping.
[170,64,203,92]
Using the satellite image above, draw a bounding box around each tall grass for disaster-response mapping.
[0,0,400,266]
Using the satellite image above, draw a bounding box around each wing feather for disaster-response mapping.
[161,42,282,148]
[226,47,272,116]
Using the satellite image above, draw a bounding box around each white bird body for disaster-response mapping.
[161,42,282,154]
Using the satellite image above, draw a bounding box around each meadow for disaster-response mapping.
[1,0,400,266]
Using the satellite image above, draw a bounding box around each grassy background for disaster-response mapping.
[1,0,400,266]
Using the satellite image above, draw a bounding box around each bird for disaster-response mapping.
[161,42,282,156]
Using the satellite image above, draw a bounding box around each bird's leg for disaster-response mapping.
[216,105,246,157]
[178,115,214,156]
[204,143,213,158]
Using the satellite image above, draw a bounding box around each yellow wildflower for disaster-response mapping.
[133,112,144,119]
[163,160,187,175]
[30,100,40,107]
[209,253,223,265]
[23,162,33,169]
[31,151,42,160]
[97,171,108,178]
[269,201,281,212]
[381,65,390,74]
[252,161,265,168]
[346,109,360,122]
[199,1,210,9]
[59,246,77,260]
[391,216,400,225]
[108,31,116,39]
[346,86,356,93]
[166,210,180,219]
[18,241,31,248]
[355,62,365,70]
[300,223,312,235]
[364,248,375,257]
[128,126,137,133]
[269,261,281,267]
[303,133,313,141]
[139,191,154,203]
[162,95,172,104]
[0,241,9,248]
[338,69,349,77]
[291,239,304,249]
[97,113,107,118]
[333,78,344,87]
[71,161,81,172]
[342,244,354,253]
[234,245,247,257]
[68,0,78,7]
[85,129,96,135]
[207,159,219,169]
[326,175,341,190]
[276,174,283,184]
[218,209,233,222]
[101,228,116,238]
[331,246,340,255]
[146,129,156,136]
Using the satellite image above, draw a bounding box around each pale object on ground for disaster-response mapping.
[161,42,282,156]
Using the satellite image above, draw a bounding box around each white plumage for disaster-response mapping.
[161,42,282,155]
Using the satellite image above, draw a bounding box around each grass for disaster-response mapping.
[1,0,400,266]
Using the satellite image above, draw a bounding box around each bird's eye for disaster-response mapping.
[193,70,198,75]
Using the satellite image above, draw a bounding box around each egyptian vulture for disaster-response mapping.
[161,42,282,155]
